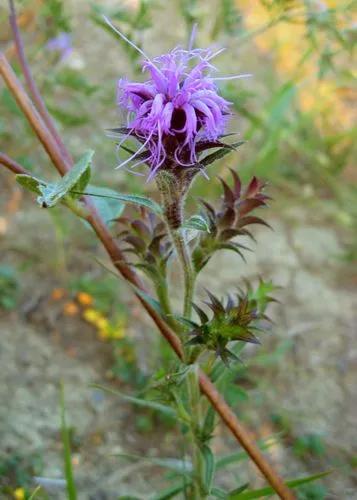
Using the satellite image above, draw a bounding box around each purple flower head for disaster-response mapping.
[46,32,73,62]
[107,19,250,180]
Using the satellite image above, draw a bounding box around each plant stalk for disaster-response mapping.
[156,171,196,319]
[186,366,207,499]
[154,277,178,331]
[171,229,196,319]
[156,173,206,496]
[0,50,295,499]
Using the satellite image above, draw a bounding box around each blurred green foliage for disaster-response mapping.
[0,265,19,310]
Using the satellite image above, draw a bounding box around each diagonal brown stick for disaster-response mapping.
[8,0,72,167]
[0,50,294,499]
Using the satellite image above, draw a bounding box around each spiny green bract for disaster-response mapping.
[185,289,270,365]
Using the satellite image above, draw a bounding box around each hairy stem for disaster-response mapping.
[171,229,196,319]
[156,171,196,319]
[156,173,206,496]
[154,277,177,331]
[186,366,206,499]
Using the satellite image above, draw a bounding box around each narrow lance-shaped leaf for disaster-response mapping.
[201,444,215,494]
[134,288,165,317]
[80,191,163,216]
[211,487,231,499]
[150,483,190,500]
[230,471,332,499]
[183,214,211,233]
[83,185,125,226]
[200,141,245,167]
[91,384,176,418]
[227,484,249,497]
[216,435,280,470]
[114,452,192,476]
[60,384,77,500]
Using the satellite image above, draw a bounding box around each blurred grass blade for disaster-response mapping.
[228,483,249,496]
[28,486,42,499]
[60,383,77,500]
[91,384,176,417]
[114,452,192,476]
[216,434,280,470]
[150,482,189,500]
[211,486,230,498]
[230,471,332,499]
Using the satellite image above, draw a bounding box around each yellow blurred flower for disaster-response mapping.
[63,301,79,316]
[13,488,25,500]
[51,287,66,300]
[82,308,126,342]
[77,291,93,306]
[95,317,110,330]
[83,308,101,324]
[110,323,126,340]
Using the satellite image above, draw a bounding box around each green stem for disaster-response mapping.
[155,277,178,331]
[156,171,196,320]
[156,172,205,497]
[170,228,196,319]
[186,366,207,499]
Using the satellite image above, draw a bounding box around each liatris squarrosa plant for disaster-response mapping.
[1,2,329,498]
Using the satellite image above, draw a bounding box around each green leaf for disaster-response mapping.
[116,452,192,476]
[37,150,93,207]
[216,436,278,470]
[211,487,229,499]
[118,496,141,500]
[183,214,211,233]
[60,384,77,500]
[91,384,176,418]
[135,288,165,317]
[230,471,332,499]
[16,174,45,195]
[210,344,246,383]
[111,193,162,215]
[215,242,246,262]
[202,405,217,440]
[227,484,249,496]
[84,185,125,225]
[201,444,215,494]
[200,141,245,167]
[174,314,199,330]
[83,191,163,215]
[150,483,189,500]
